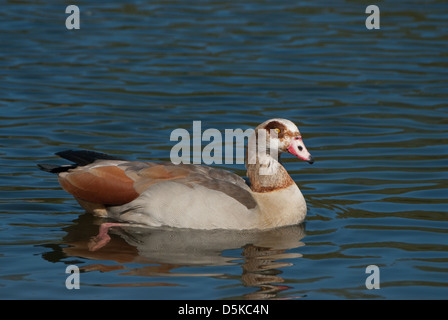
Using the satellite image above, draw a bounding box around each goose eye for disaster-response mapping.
[274,128,280,134]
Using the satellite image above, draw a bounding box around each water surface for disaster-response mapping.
[0,0,447,299]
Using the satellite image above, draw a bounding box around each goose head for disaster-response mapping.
[253,118,314,164]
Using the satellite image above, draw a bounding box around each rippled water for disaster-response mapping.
[1,1,447,300]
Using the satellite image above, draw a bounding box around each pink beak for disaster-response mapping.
[287,137,314,164]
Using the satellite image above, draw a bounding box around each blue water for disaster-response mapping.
[1,0,447,299]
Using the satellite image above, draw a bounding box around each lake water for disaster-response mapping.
[0,0,447,300]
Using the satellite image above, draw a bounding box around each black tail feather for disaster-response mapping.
[37,163,77,174]
[55,150,123,166]
[38,150,124,174]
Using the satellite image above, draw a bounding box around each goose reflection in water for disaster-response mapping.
[46,213,306,299]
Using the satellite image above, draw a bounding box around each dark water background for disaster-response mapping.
[0,0,447,299]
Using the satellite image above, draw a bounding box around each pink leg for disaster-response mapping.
[88,222,124,251]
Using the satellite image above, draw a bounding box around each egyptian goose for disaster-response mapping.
[39,119,313,249]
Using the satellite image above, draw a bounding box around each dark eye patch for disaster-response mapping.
[264,121,287,138]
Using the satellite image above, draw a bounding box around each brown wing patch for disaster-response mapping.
[133,164,191,194]
[138,164,190,179]
[136,163,257,209]
[59,166,139,205]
